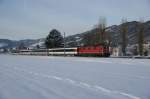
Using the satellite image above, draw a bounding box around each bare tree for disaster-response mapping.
[83,17,110,46]
[96,17,107,45]
[138,20,144,56]
[98,17,106,44]
[120,18,128,56]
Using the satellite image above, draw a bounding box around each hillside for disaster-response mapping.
[65,21,150,47]
[0,39,39,49]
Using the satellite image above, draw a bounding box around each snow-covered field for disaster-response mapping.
[0,55,150,99]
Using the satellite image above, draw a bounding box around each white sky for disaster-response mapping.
[0,0,150,40]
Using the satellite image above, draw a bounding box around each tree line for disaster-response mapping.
[120,19,146,56]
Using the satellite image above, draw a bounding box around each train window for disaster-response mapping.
[82,47,85,50]
[85,47,88,50]
[53,49,63,52]
[91,47,93,49]
[50,48,77,52]
[81,47,84,50]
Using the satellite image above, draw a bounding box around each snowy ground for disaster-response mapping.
[0,55,150,99]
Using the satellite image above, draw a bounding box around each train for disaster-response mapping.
[12,45,110,57]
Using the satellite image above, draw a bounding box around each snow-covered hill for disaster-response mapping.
[0,38,44,49]
[29,40,46,49]
[0,43,8,48]
[65,21,150,47]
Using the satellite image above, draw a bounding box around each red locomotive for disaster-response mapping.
[77,45,110,57]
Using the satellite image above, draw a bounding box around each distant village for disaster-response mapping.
[111,42,150,56]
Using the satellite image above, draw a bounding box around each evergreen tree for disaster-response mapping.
[36,45,40,49]
[18,42,26,50]
[45,29,63,48]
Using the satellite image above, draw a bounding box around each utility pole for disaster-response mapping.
[64,32,66,56]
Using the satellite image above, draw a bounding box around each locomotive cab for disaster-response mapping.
[77,44,110,57]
